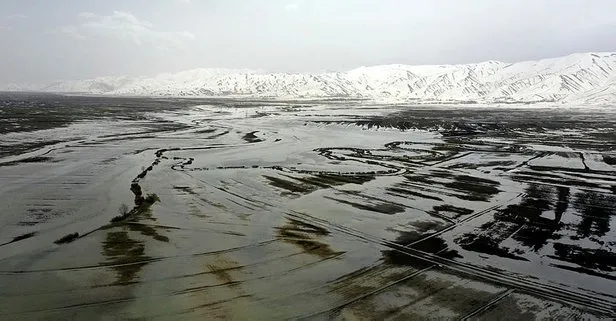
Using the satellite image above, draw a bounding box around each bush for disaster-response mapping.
[10,231,37,243]
[54,232,79,244]
[118,203,130,215]
[145,193,160,204]
[109,194,159,224]
[111,214,128,223]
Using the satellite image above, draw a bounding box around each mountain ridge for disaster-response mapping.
[5,52,616,105]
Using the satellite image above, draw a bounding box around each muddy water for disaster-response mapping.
[1,94,615,320]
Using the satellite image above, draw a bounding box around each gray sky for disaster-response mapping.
[1,0,616,84]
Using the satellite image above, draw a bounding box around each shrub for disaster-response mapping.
[145,193,160,204]
[118,203,130,215]
[54,232,79,244]
[10,232,37,243]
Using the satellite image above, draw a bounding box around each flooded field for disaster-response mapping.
[1,93,616,320]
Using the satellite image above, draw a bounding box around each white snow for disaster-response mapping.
[4,52,616,105]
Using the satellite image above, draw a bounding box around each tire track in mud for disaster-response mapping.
[168,254,346,297]
[503,151,550,173]
[330,189,457,224]
[428,151,474,166]
[0,291,236,319]
[283,211,616,316]
[296,266,436,320]
[459,288,516,320]
[0,239,278,275]
[404,192,525,248]
[0,242,336,299]
[0,247,347,317]
[177,170,274,210]
[152,251,348,313]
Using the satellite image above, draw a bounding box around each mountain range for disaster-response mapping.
[6,52,616,105]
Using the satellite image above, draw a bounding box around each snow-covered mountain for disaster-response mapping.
[9,52,616,104]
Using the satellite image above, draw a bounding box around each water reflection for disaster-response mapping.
[101,231,151,285]
[402,173,501,202]
[455,184,568,259]
[503,185,569,252]
[100,206,168,285]
[277,219,343,258]
[574,191,615,238]
[453,181,616,278]
[383,230,460,267]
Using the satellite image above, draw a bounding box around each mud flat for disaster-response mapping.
[1,93,616,320]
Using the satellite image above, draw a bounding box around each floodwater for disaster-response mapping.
[1,93,615,320]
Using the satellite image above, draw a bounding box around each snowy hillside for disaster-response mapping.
[11,52,616,104]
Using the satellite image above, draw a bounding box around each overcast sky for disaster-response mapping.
[1,0,615,84]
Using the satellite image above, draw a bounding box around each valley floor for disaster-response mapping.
[1,94,615,320]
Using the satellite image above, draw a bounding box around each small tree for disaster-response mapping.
[118,203,130,216]
[145,193,160,204]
